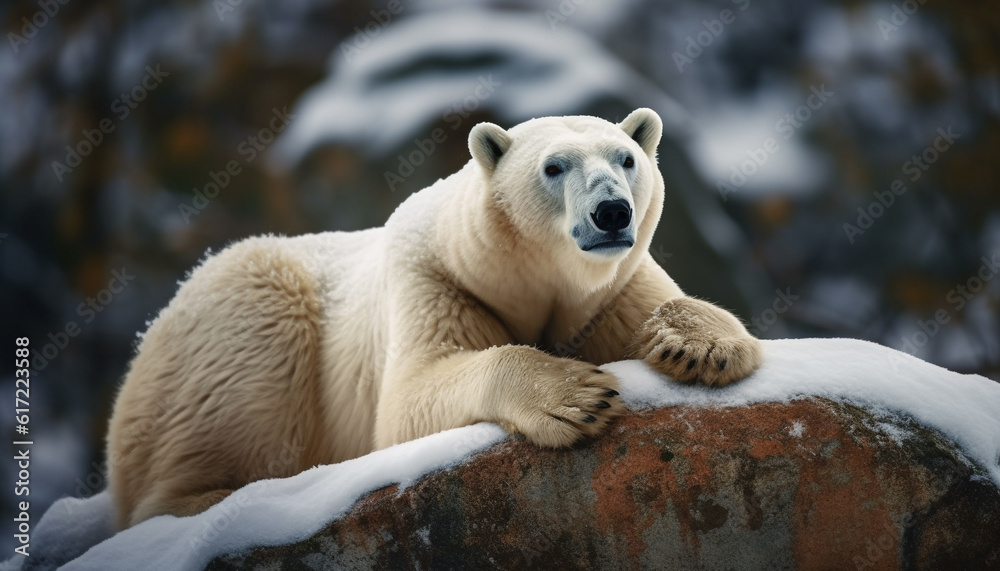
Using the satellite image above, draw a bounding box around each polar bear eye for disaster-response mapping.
[544,164,564,177]
[622,156,635,169]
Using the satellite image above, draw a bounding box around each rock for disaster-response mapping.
[207,398,1000,570]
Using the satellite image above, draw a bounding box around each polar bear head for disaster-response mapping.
[467,108,664,287]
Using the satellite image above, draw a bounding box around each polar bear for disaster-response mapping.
[106,108,762,529]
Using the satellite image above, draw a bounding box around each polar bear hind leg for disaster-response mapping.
[108,237,325,528]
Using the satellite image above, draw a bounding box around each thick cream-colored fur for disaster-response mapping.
[106,109,761,529]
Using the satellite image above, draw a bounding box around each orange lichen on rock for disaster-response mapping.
[209,398,1000,570]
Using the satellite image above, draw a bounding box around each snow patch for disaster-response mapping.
[15,423,505,571]
[7,338,1000,571]
[0,492,114,570]
[607,338,1000,485]
[872,421,911,445]
[788,421,805,438]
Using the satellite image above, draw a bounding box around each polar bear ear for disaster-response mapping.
[619,108,663,157]
[469,122,512,172]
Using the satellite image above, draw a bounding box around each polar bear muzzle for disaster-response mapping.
[591,199,632,232]
[576,179,637,255]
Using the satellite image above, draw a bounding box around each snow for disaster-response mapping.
[271,8,692,166]
[871,421,913,445]
[685,90,832,197]
[6,338,1000,570]
[416,525,431,546]
[5,423,506,571]
[607,337,1000,486]
[788,421,805,438]
[0,492,115,571]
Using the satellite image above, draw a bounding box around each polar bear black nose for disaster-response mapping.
[592,200,632,232]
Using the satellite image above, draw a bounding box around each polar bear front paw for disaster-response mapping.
[632,297,762,387]
[498,358,625,448]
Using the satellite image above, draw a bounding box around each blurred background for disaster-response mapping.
[0,0,998,550]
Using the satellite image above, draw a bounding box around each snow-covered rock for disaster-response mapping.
[5,338,999,570]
